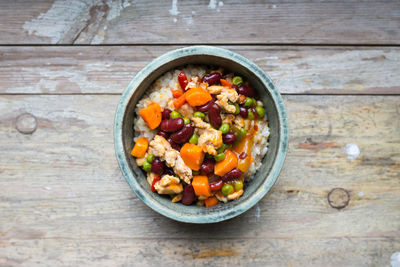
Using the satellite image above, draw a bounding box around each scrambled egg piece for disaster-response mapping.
[154,175,183,195]
[192,117,223,155]
[215,189,243,203]
[222,114,235,124]
[149,135,192,184]
[207,86,239,113]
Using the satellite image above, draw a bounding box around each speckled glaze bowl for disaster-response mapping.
[114,46,288,223]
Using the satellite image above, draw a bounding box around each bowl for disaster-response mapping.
[114,46,288,223]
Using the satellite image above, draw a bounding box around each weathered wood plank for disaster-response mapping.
[0,238,397,266]
[1,46,400,94]
[1,1,400,45]
[0,95,399,266]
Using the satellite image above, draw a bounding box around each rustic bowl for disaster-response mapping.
[114,46,288,223]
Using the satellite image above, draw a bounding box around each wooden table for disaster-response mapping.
[1,1,399,266]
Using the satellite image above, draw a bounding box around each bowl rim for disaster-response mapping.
[114,45,288,223]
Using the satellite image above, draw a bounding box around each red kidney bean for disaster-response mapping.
[208,103,222,129]
[181,184,195,205]
[223,131,236,144]
[170,123,194,144]
[167,138,181,151]
[251,107,258,118]
[221,168,242,182]
[239,106,248,118]
[239,152,247,159]
[196,98,215,112]
[200,158,215,175]
[210,179,224,191]
[161,118,184,132]
[236,85,255,97]
[178,71,188,91]
[157,131,169,139]
[162,108,172,120]
[151,157,164,175]
[162,167,175,177]
[202,72,222,85]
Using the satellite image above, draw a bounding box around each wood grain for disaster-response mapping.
[1,1,400,45]
[0,95,399,266]
[1,46,400,95]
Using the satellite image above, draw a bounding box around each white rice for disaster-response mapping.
[133,65,269,178]
[248,119,270,177]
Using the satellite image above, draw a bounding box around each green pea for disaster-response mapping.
[244,97,253,107]
[189,133,199,145]
[146,154,154,163]
[142,161,152,172]
[214,152,225,162]
[240,128,247,137]
[219,123,230,134]
[217,144,227,154]
[183,117,191,125]
[248,109,255,120]
[234,103,240,115]
[170,111,181,119]
[256,106,266,118]
[232,76,243,86]
[251,98,257,107]
[231,126,246,144]
[194,111,205,119]
[221,184,234,196]
[192,170,200,175]
[234,180,243,191]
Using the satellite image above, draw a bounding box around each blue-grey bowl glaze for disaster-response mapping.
[114,46,288,223]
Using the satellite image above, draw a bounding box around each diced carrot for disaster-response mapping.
[192,175,211,197]
[131,137,149,158]
[233,134,254,173]
[204,196,219,207]
[180,143,205,171]
[173,93,186,109]
[214,150,238,176]
[185,87,212,107]
[151,175,160,192]
[220,79,232,87]
[171,89,183,98]
[138,102,162,130]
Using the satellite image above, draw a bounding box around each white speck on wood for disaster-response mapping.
[173,18,178,23]
[208,0,217,9]
[255,203,260,222]
[183,16,193,25]
[272,4,277,9]
[218,1,224,7]
[169,0,179,16]
[44,187,52,190]
[191,11,196,15]
[391,252,400,267]
[358,191,364,198]
[345,143,360,160]
[107,0,131,21]
[22,0,90,44]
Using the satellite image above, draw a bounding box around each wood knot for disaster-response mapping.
[16,113,37,134]
[327,188,350,209]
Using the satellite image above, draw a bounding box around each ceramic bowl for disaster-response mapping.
[114,46,288,223]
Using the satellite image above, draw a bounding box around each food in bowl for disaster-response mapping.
[130,65,270,207]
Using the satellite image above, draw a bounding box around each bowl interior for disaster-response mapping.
[118,50,286,222]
